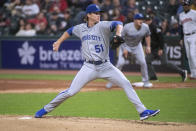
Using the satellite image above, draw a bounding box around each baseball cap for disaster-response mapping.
[134,13,144,20]
[182,0,191,6]
[86,4,102,14]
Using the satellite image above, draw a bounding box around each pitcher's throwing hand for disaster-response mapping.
[53,42,60,51]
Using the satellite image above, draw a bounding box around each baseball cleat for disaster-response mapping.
[140,109,160,120]
[34,108,47,118]
[106,82,113,88]
[132,82,144,87]
[181,70,187,82]
[143,82,153,88]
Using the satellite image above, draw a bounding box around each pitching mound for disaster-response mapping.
[1,115,196,131]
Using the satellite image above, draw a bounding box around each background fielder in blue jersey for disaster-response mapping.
[34,4,160,121]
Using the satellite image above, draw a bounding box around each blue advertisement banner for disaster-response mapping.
[1,40,114,70]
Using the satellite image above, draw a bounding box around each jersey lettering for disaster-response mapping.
[181,18,193,24]
[95,44,104,53]
[82,35,101,42]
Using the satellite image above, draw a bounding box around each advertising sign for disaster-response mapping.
[122,37,183,72]
[1,40,114,70]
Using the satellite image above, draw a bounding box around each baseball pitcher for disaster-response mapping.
[34,4,160,120]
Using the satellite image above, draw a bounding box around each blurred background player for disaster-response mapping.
[179,0,196,80]
[145,14,187,81]
[106,13,153,88]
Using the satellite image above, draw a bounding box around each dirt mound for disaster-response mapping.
[1,115,196,131]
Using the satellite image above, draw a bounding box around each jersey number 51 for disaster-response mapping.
[95,44,104,53]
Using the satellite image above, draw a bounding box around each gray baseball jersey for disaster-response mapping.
[119,22,150,82]
[72,21,112,61]
[43,21,147,114]
[122,22,151,47]
[179,9,196,78]
[106,22,152,88]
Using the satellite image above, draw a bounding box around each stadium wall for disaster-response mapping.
[0,36,184,72]
[0,36,115,70]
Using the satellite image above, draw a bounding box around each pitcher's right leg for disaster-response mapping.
[35,64,96,118]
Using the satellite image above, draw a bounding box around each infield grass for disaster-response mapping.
[0,73,195,83]
[0,88,196,124]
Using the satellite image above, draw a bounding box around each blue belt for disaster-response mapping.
[85,60,107,65]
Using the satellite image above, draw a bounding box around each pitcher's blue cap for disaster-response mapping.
[86,4,102,14]
[134,13,144,20]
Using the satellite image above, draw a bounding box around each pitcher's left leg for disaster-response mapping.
[102,64,146,113]
[101,64,160,120]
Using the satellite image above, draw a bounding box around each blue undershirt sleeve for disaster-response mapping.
[66,26,74,35]
[110,21,123,32]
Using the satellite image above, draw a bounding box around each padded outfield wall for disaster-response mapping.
[0,36,187,72]
[122,36,188,72]
[0,36,115,70]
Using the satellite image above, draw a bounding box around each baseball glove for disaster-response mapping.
[110,35,125,49]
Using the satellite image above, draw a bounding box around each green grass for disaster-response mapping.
[0,88,196,123]
[0,74,75,80]
[0,73,195,123]
[0,73,194,83]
